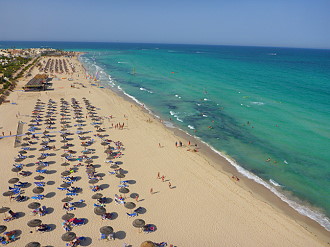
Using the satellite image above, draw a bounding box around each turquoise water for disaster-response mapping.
[1,42,329,230]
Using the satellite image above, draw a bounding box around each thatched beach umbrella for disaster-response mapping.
[37,156,46,160]
[3,191,14,197]
[62,213,75,221]
[124,202,136,210]
[61,162,70,167]
[100,226,113,234]
[34,175,45,181]
[89,179,99,184]
[60,183,71,188]
[61,171,71,176]
[85,159,93,164]
[0,225,7,234]
[21,142,30,147]
[110,164,119,169]
[12,167,22,175]
[91,193,103,199]
[94,207,106,215]
[119,188,130,197]
[25,242,41,247]
[62,197,73,202]
[0,207,10,215]
[116,174,125,182]
[19,150,28,154]
[8,178,19,184]
[61,153,69,157]
[33,187,44,194]
[27,219,42,227]
[62,232,76,242]
[133,219,146,229]
[28,202,41,209]
[140,241,156,247]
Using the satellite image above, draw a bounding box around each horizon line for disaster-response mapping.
[0,40,329,51]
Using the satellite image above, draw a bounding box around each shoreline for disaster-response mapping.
[79,55,330,242]
[0,54,328,246]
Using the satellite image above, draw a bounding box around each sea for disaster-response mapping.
[1,41,329,231]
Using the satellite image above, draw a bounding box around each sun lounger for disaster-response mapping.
[14,195,28,202]
[101,213,114,220]
[34,182,45,187]
[118,184,129,188]
[66,192,78,196]
[19,171,32,177]
[31,195,44,200]
[36,169,47,174]
[127,212,138,217]
[143,224,156,233]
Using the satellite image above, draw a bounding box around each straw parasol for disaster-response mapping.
[116,174,125,182]
[119,188,130,197]
[60,183,71,188]
[25,242,41,247]
[19,149,28,153]
[91,193,103,199]
[33,187,44,194]
[133,219,146,228]
[28,202,41,209]
[62,232,76,242]
[0,207,10,214]
[62,197,73,202]
[140,241,156,247]
[89,179,99,184]
[100,226,113,234]
[27,219,42,227]
[61,171,71,176]
[34,175,45,181]
[0,225,7,234]
[3,191,14,197]
[8,178,19,184]
[62,213,75,221]
[124,202,136,210]
[61,162,70,167]
[94,207,106,215]
[12,167,22,174]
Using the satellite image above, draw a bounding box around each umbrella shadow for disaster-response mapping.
[48,161,56,165]
[127,180,136,185]
[49,153,56,157]
[93,164,101,168]
[114,231,126,240]
[95,173,105,178]
[45,192,56,198]
[26,163,35,167]
[28,155,35,159]
[109,212,118,220]
[119,169,128,175]
[47,181,55,185]
[114,161,123,165]
[80,237,92,246]
[29,148,37,151]
[46,207,54,214]
[91,156,99,159]
[17,212,25,218]
[47,224,56,231]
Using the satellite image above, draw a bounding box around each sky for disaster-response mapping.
[0,0,329,49]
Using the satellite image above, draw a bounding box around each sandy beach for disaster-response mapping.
[0,55,328,247]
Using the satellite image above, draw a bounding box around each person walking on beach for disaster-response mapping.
[159,143,161,148]
[161,175,165,182]
[168,182,172,189]
[175,142,178,147]
[150,188,153,194]
[135,195,139,202]
[157,172,160,179]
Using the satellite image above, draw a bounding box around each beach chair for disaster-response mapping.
[58,187,68,191]
[121,180,129,184]
[37,224,51,232]
[143,224,156,234]
[36,169,47,174]
[19,171,32,177]
[93,203,105,207]
[66,207,76,211]
[101,213,113,220]
[70,218,86,226]
[31,195,44,200]
[39,206,47,216]
[4,210,19,222]
[126,212,138,217]
[34,182,45,187]
[118,184,129,188]
[66,192,78,196]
